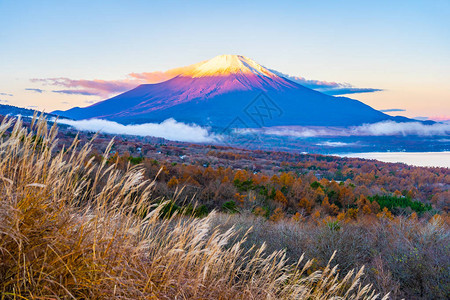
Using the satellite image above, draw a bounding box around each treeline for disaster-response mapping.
[93,152,448,223]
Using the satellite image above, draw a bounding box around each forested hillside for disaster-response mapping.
[0,115,448,299]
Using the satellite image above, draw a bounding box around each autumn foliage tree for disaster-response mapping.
[299,197,313,214]
[167,176,179,189]
[274,190,287,205]
[321,196,339,215]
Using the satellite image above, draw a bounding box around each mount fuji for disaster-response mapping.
[53,55,410,128]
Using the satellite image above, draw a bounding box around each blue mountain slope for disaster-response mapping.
[53,79,410,128]
[53,55,414,128]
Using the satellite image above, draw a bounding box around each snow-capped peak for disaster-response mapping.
[180,54,278,78]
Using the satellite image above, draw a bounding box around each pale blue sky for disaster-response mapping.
[1,0,449,119]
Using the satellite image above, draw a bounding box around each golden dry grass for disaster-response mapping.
[0,116,388,299]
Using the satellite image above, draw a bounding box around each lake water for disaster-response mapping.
[340,152,450,168]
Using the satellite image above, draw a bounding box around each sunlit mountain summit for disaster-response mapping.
[54,55,411,127]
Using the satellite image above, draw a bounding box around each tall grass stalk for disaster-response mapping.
[0,116,387,299]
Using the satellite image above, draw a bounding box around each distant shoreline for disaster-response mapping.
[338,151,450,168]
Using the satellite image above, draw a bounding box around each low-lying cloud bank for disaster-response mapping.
[56,118,219,143]
[355,121,450,136]
[53,118,449,145]
[316,141,356,147]
[249,121,450,137]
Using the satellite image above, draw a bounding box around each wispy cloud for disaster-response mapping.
[55,118,220,143]
[25,88,44,93]
[269,69,383,95]
[0,92,13,97]
[380,108,406,113]
[322,87,383,95]
[269,70,343,89]
[31,77,141,98]
[128,71,174,82]
[52,89,99,96]
[31,66,384,99]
